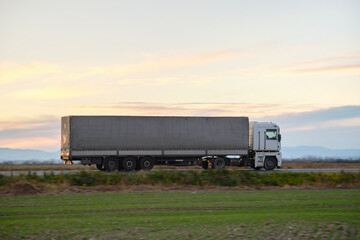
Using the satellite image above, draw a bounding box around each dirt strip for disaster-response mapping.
[1,182,360,196]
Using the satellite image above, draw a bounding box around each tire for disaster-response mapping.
[212,157,226,169]
[123,157,137,171]
[96,163,103,170]
[104,157,119,171]
[139,157,155,171]
[264,157,277,170]
[201,161,208,169]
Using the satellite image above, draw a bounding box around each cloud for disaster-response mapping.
[262,106,360,126]
[0,117,60,151]
[289,64,360,74]
[257,106,360,148]
[290,54,360,65]
[0,49,245,85]
[8,87,85,100]
[64,102,322,118]
[285,117,360,132]
[0,117,59,131]
[0,127,59,140]
[0,137,59,151]
[66,104,230,116]
[278,54,360,75]
[0,61,62,84]
[124,49,242,73]
[119,76,213,86]
[0,119,59,143]
[118,77,180,85]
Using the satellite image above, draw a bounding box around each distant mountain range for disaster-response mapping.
[0,148,60,162]
[0,146,359,162]
[282,146,360,159]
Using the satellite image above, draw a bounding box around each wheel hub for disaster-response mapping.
[144,160,150,168]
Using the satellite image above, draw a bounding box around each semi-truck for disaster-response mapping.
[61,116,282,171]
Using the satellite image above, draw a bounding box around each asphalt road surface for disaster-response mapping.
[0,168,359,176]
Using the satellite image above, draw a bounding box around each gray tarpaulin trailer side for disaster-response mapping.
[61,116,282,171]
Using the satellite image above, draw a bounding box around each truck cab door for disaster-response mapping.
[264,129,279,151]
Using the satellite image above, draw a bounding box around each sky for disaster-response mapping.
[0,0,359,152]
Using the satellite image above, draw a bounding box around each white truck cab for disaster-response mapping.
[250,122,282,170]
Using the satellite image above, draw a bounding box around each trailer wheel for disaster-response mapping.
[212,157,226,169]
[123,157,137,171]
[104,157,119,171]
[96,163,103,171]
[264,157,277,170]
[201,161,208,169]
[140,157,154,171]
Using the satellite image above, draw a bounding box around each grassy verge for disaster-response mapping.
[0,164,96,171]
[1,170,360,188]
[0,189,359,239]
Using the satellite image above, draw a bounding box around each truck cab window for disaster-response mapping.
[266,129,277,140]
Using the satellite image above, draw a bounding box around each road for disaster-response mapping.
[0,168,359,176]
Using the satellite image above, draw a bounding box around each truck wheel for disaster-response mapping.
[104,157,119,171]
[96,163,103,170]
[264,157,277,170]
[212,157,226,169]
[140,157,154,171]
[123,157,137,171]
[201,161,208,169]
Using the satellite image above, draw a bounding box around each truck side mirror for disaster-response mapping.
[278,134,281,142]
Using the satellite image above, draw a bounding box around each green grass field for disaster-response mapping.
[0,189,359,239]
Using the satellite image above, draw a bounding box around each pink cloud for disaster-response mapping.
[290,64,360,74]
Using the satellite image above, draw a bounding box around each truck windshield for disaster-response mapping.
[266,129,277,140]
